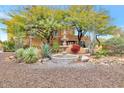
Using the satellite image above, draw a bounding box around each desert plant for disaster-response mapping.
[2,41,15,52]
[41,43,52,59]
[52,41,60,53]
[103,37,124,55]
[94,49,108,58]
[23,47,39,64]
[71,44,80,54]
[16,48,25,62]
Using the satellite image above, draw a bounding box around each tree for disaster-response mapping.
[88,8,116,54]
[65,5,94,47]
[1,14,26,49]
[23,6,64,45]
[91,10,116,46]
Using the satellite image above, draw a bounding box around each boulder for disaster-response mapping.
[9,56,15,59]
[81,56,89,62]
[42,58,49,63]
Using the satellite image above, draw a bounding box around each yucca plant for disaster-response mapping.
[23,47,39,64]
[16,48,25,63]
[41,43,52,59]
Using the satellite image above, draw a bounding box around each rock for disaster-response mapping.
[0,51,3,53]
[38,59,42,63]
[84,53,91,57]
[42,58,49,63]
[81,56,89,62]
[9,56,15,59]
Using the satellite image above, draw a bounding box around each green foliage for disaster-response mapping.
[94,49,108,58]
[41,43,52,59]
[23,47,39,64]
[23,6,64,43]
[1,14,26,40]
[103,37,124,55]
[35,17,62,42]
[16,48,25,62]
[52,41,60,53]
[104,37,124,46]
[2,41,15,52]
[0,6,116,50]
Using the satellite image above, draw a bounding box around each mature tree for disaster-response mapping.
[0,14,26,49]
[88,8,117,54]
[65,5,94,47]
[23,6,64,45]
[92,11,116,46]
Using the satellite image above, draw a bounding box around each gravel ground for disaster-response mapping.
[0,53,124,88]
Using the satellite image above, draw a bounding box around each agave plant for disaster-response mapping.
[16,48,25,63]
[23,47,39,64]
[41,43,52,59]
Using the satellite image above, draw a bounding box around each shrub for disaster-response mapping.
[94,49,108,58]
[41,43,52,59]
[103,37,124,55]
[71,44,80,54]
[52,41,59,53]
[16,48,25,62]
[2,41,15,52]
[23,47,39,64]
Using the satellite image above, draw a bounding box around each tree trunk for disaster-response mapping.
[89,31,96,55]
[29,35,32,47]
[78,31,82,45]
[47,31,53,45]
[47,37,50,44]
[96,35,100,46]
[77,30,86,47]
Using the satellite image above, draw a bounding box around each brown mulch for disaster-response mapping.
[0,52,124,88]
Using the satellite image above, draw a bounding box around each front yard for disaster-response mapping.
[0,52,124,88]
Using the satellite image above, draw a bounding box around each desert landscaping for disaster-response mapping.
[0,5,124,88]
[0,52,124,88]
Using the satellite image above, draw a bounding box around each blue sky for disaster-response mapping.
[0,5,124,41]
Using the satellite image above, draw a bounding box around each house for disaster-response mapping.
[29,29,90,47]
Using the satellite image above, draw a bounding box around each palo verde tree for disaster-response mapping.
[87,7,117,54]
[1,13,26,49]
[65,5,94,47]
[90,9,116,46]
[23,6,64,45]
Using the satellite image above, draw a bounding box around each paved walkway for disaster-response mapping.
[0,53,124,88]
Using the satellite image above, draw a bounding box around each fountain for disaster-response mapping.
[52,30,79,64]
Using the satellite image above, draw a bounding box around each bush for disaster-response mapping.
[16,48,25,62]
[103,37,124,55]
[71,44,80,54]
[2,41,15,52]
[52,41,59,53]
[94,49,108,58]
[41,43,52,59]
[23,47,39,64]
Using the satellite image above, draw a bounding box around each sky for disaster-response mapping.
[0,5,124,41]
